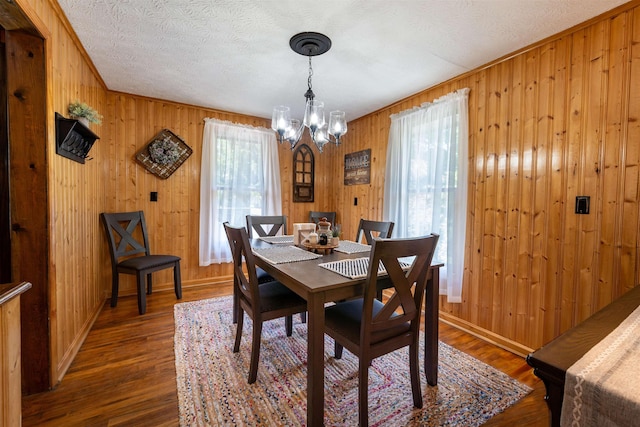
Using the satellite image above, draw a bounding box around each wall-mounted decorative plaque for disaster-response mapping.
[135,129,192,179]
[344,149,371,186]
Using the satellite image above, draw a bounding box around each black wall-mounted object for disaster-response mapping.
[55,112,99,164]
[575,196,590,214]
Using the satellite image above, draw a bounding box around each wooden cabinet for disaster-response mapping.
[0,282,31,427]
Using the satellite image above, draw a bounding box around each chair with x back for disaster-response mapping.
[224,222,307,384]
[309,211,336,226]
[242,215,287,302]
[324,233,439,426]
[100,211,182,315]
[245,215,287,238]
[239,215,306,325]
[244,215,286,280]
[355,219,395,245]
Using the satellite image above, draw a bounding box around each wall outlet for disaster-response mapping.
[150,192,158,202]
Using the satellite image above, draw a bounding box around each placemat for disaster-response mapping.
[252,246,322,264]
[319,257,411,279]
[334,240,371,254]
[259,235,294,244]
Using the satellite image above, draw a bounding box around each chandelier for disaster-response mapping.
[272,32,347,152]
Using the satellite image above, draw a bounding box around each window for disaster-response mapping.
[199,118,282,265]
[383,88,469,302]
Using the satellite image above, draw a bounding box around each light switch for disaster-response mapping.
[575,196,589,214]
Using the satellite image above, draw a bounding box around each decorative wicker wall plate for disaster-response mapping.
[135,129,192,179]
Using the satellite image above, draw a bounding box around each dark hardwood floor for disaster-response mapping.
[21,284,549,426]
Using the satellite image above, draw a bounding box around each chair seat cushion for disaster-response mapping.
[259,281,306,313]
[256,267,274,284]
[325,299,410,345]
[118,254,180,270]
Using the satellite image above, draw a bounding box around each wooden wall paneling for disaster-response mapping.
[600,11,629,306]
[493,61,511,335]
[280,139,295,224]
[512,48,535,346]
[531,41,553,347]
[595,18,616,311]
[545,36,571,344]
[627,9,640,292]
[186,107,203,282]
[559,28,587,334]
[578,20,606,324]
[501,56,525,339]
[467,71,484,328]
[0,293,23,427]
[494,64,509,337]
[481,67,497,330]
[531,42,564,344]
[370,111,387,224]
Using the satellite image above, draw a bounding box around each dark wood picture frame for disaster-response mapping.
[135,129,192,180]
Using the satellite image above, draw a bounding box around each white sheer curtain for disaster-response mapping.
[199,118,282,266]
[383,88,469,302]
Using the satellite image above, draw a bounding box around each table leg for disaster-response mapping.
[424,267,440,386]
[307,293,325,426]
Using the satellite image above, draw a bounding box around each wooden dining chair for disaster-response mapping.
[100,211,182,315]
[223,222,307,384]
[245,215,287,238]
[242,214,308,324]
[324,234,439,426]
[355,219,395,244]
[244,214,287,282]
[309,210,336,226]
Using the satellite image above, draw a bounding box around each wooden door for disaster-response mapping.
[6,29,49,394]
[0,29,10,284]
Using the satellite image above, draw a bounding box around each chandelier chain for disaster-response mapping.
[307,56,313,95]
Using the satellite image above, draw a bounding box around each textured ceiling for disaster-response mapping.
[57,0,627,122]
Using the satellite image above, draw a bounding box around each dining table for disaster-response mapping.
[249,237,443,427]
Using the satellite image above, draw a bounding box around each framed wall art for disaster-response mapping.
[135,129,192,179]
[344,149,371,186]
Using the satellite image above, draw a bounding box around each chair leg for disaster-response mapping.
[334,340,343,359]
[300,312,307,323]
[409,342,423,408]
[146,273,153,295]
[358,358,369,427]
[110,272,119,307]
[174,262,182,300]
[232,281,239,324]
[233,309,244,353]
[285,315,293,336]
[248,318,263,384]
[136,272,146,315]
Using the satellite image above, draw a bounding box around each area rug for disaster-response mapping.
[174,297,531,426]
